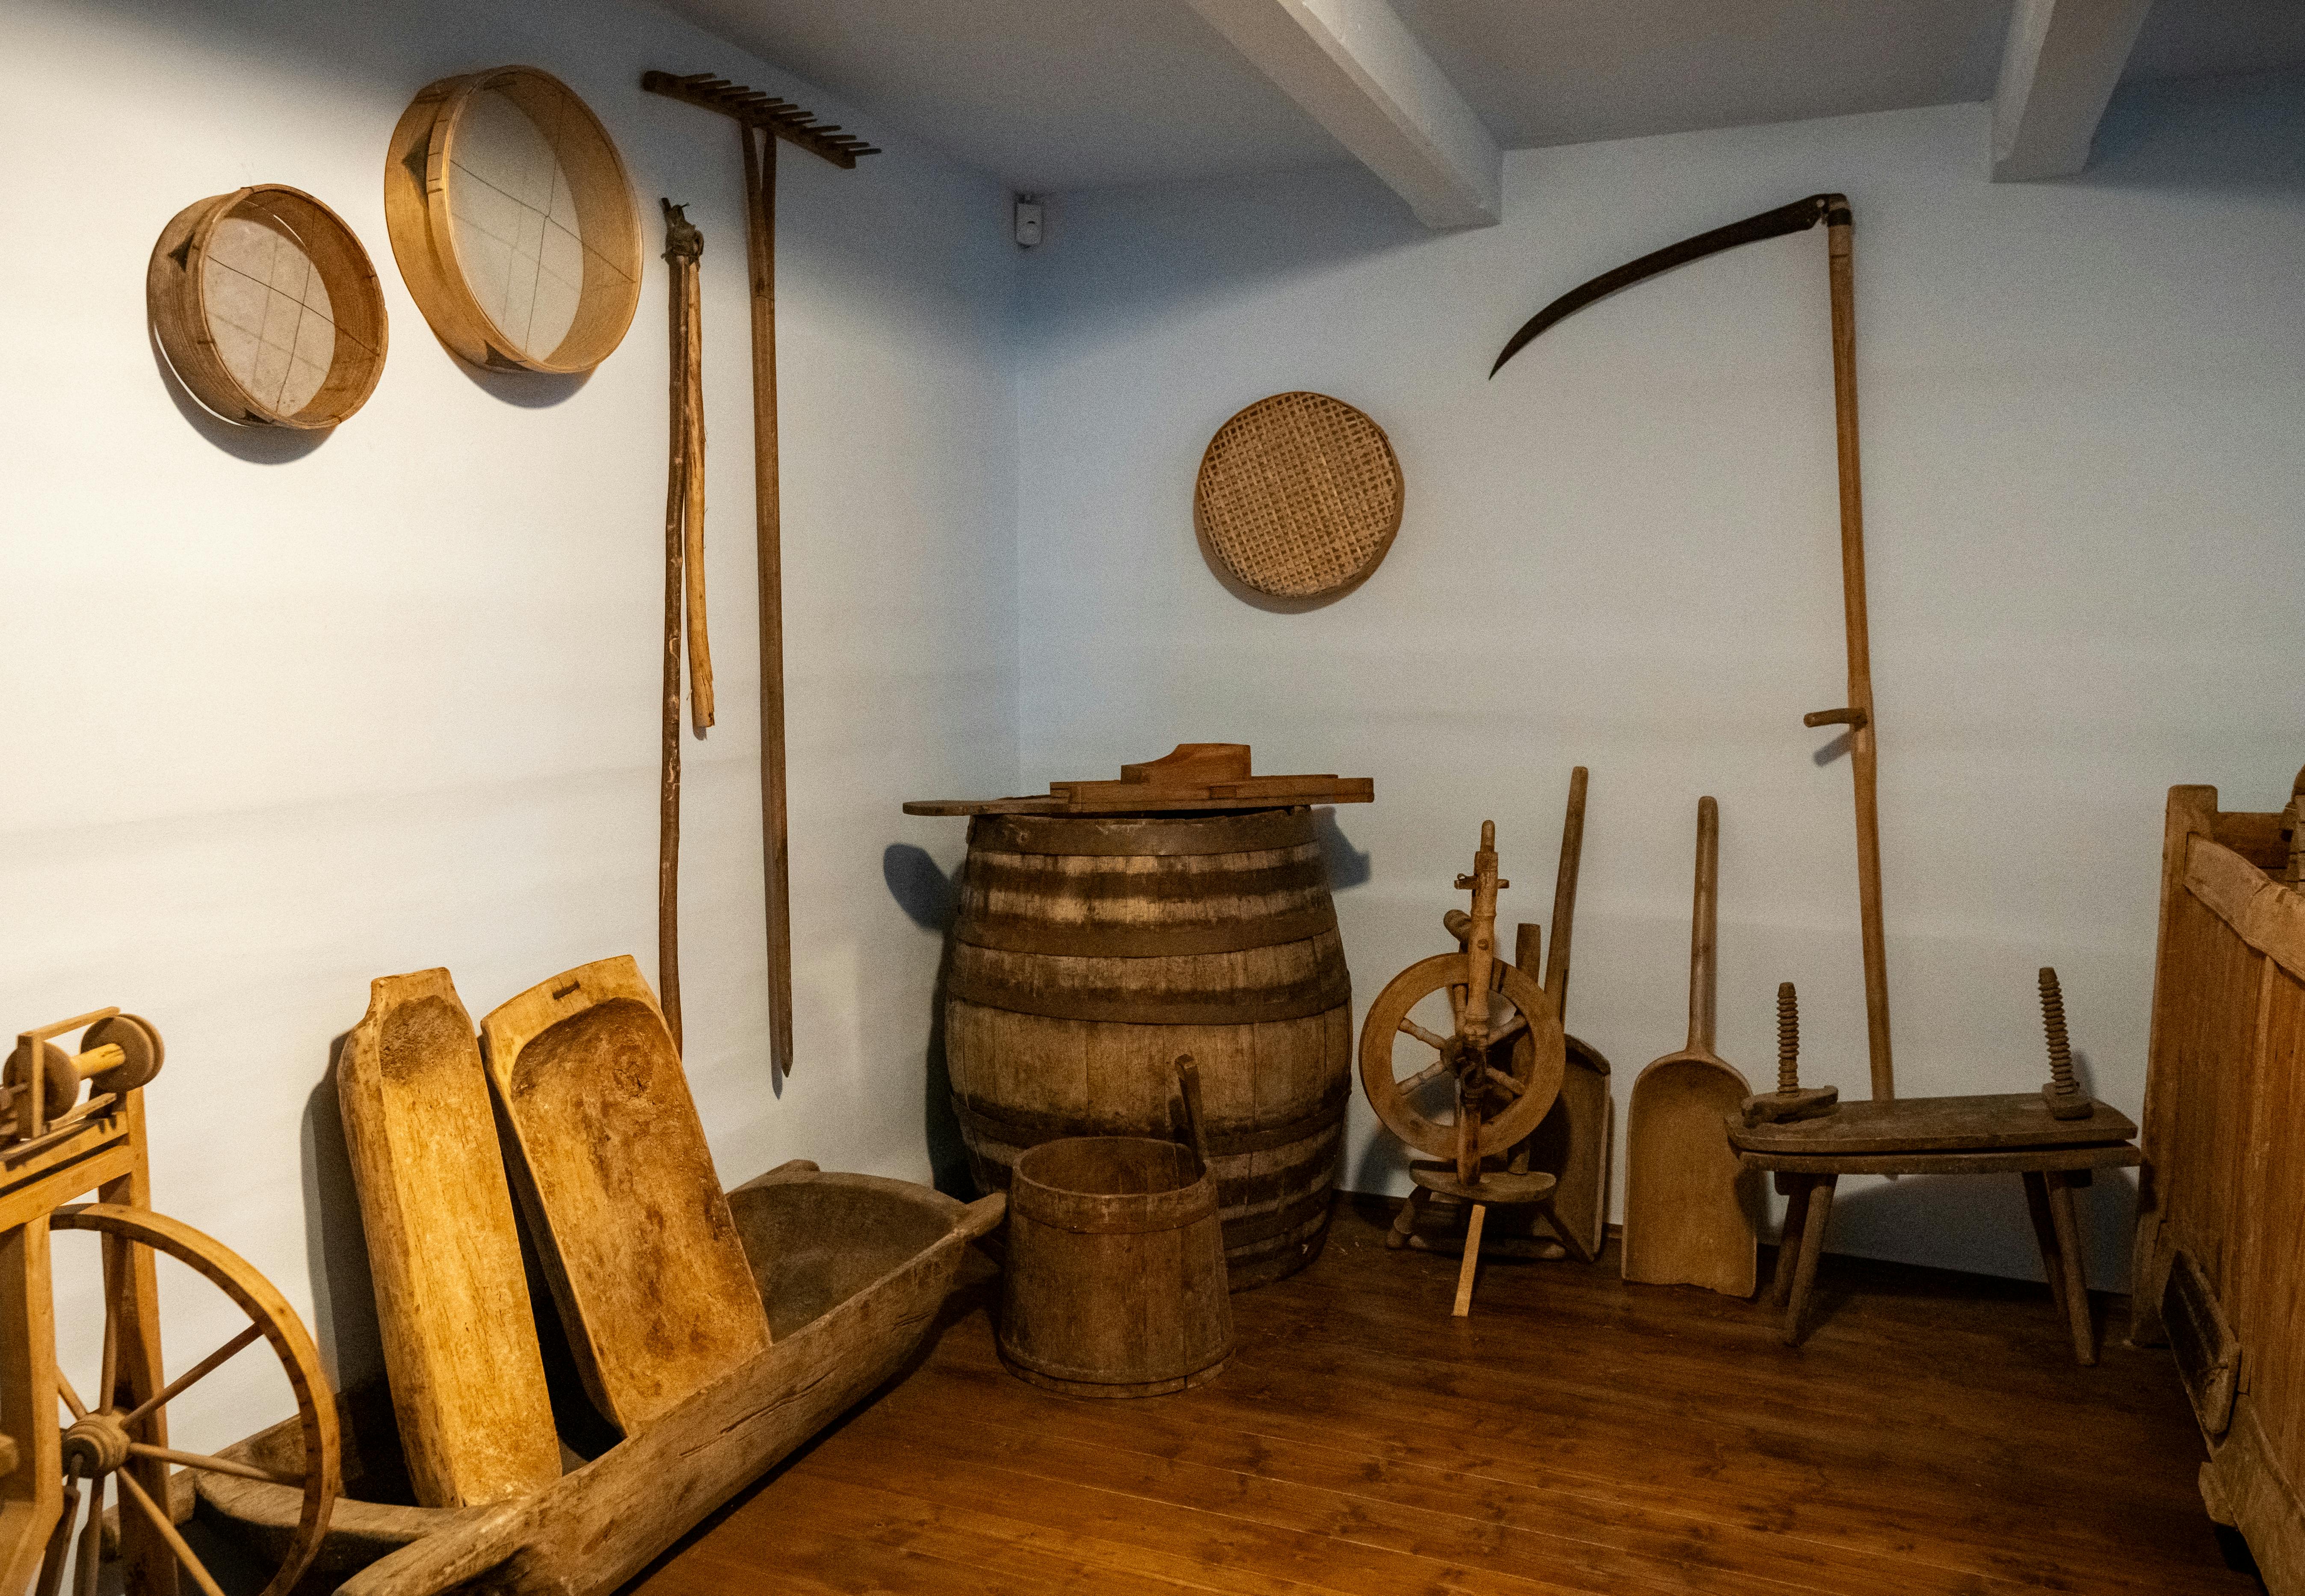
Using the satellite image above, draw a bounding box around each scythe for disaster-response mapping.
[1491,193,1896,1101]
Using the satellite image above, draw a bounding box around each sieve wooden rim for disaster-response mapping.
[1194,390,1404,600]
[383,65,641,375]
[148,185,389,429]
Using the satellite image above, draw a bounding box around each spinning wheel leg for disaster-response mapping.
[1387,1187,1427,1250]
[1453,1205,1488,1317]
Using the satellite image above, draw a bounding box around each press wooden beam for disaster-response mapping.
[1185,0,1500,229]
[1990,0,2154,181]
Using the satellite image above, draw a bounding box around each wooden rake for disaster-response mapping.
[642,71,879,1077]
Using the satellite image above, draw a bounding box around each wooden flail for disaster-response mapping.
[644,71,879,1079]
[0,1008,339,1596]
[657,200,715,1051]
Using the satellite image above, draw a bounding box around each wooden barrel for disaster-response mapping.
[998,1136,1234,1396]
[944,807,1350,1289]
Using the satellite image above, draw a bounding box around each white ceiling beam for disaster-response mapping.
[1185,0,1501,229]
[1990,0,2155,181]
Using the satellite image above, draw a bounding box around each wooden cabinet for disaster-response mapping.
[2132,776,2305,1592]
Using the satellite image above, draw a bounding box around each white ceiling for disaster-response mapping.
[657,0,2305,193]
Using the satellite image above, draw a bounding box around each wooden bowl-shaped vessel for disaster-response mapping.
[148,185,388,428]
[384,65,641,374]
[194,1165,1003,1596]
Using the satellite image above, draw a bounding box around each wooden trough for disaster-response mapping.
[194,1162,1003,1596]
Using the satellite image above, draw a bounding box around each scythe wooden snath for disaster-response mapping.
[1491,192,1897,1101]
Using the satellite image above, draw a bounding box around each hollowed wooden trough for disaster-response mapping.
[195,1163,1003,1595]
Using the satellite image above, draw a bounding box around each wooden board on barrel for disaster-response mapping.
[909,750,1371,1291]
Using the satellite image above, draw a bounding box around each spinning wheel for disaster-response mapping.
[36,1207,339,1596]
[1358,823,1565,1180]
[0,1008,338,1596]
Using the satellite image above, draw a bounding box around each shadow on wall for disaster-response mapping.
[1826,1162,2138,1293]
[2085,64,2305,192]
[152,324,328,465]
[302,1033,383,1392]
[1314,807,1373,890]
[883,843,973,1199]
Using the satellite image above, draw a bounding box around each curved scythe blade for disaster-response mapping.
[1490,192,1845,378]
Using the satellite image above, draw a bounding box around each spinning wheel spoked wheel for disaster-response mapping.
[1359,952,1564,1172]
[35,1205,337,1596]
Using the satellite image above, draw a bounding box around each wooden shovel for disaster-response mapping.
[1622,795,1756,1295]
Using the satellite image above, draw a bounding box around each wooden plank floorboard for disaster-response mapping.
[628,1197,2258,1596]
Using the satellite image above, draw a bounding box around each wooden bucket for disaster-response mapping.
[944,807,1351,1288]
[1000,1130,1234,1398]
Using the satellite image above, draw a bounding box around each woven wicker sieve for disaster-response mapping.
[1194,391,1403,600]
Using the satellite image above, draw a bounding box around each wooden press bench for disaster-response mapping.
[1728,1093,2140,1363]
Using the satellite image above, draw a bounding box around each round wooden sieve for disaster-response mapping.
[385,65,642,375]
[1194,391,1404,600]
[148,185,388,429]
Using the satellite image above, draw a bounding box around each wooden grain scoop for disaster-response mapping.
[338,969,560,1507]
[1623,796,1756,1296]
[481,956,770,1433]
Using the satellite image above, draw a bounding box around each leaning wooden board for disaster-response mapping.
[480,956,770,1433]
[338,969,560,1507]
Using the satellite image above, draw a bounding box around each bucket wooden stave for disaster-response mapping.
[944,807,1350,1289]
[999,1135,1234,1397]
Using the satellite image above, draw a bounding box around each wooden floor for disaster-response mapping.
[629,1196,2260,1596]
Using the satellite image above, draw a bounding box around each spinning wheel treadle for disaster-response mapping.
[1360,953,1563,1163]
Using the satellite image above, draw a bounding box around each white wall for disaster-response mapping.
[1014,73,2305,1289]
[0,0,1018,1450]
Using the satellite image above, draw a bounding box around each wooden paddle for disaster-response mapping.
[1622,796,1756,1295]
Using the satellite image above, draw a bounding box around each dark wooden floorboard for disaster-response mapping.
[630,1196,2258,1596]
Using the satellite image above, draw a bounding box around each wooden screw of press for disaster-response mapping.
[642,71,880,1077]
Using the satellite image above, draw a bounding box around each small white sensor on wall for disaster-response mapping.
[1014,196,1043,248]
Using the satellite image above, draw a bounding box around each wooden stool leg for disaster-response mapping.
[1782,1175,1837,1346]
[1453,1204,1488,1318]
[1388,1186,1427,1250]
[1770,1173,1813,1308]
[2021,1171,2067,1316]
[2045,1172,2096,1365]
